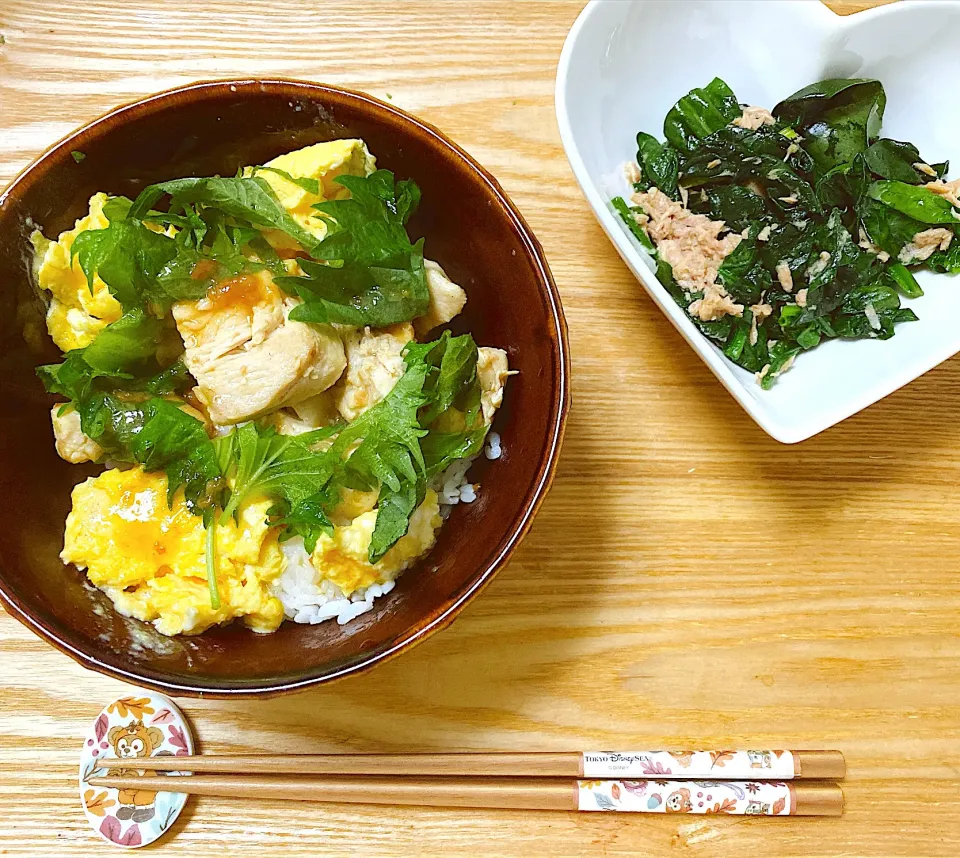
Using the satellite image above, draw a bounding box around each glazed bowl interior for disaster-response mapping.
[0,80,568,696]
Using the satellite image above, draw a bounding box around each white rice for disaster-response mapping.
[435,455,478,507]
[272,438,503,627]
[484,431,502,460]
[271,537,397,626]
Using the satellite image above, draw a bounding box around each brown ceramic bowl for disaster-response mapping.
[0,80,569,697]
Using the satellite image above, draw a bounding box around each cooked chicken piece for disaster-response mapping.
[290,389,341,427]
[173,271,346,425]
[265,409,316,436]
[266,389,342,437]
[51,406,103,464]
[335,323,414,422]
[477,347,509,425]
[414,260,468,337]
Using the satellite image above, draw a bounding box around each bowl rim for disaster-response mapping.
[0,78,570,697]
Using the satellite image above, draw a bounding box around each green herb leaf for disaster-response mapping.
[81,309,164,373]
[252,165,321,196]
[278,171,430,327]
[71,150,86,163]
[284,247,428,327]
[128,176,320,252]
[72,393,222,513]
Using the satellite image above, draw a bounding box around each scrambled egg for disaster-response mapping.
[62,467,284,636]
[249,139,376,248]
[31,192,122,351]
[33,142,374,351]
[310,489,442,596]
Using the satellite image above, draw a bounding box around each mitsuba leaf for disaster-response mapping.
[367,481,419,564]
[75,394,222,512]
[37,351,128,402]
[276,492,336,554]
[71,217,179,310]
[310,170,422,265]
[251,166,321,196]
[128,176,320,252]
[278,171,430,327]
[663,78,741,152]
[404,331,480,426]
[81,309,164,373]
[284,247,428,327]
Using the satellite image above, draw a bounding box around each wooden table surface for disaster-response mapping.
[2,0,956,855]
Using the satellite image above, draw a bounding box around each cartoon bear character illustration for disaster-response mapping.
[747,750,773,769]
[107,720,164,823]
[665,788,693,813]
[745,800,771,815]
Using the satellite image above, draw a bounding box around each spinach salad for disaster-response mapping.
[613,78,960,388]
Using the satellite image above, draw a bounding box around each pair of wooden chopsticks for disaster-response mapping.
[88,750,845,816]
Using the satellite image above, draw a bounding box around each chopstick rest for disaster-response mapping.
[79,692,194,849]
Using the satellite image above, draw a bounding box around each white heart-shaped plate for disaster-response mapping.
[556,0,960,443]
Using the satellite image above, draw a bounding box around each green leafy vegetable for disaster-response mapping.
[868,180,960,225]
[615,76,958,387]
[773,78,885,175]
[277,170,430,327]
[886,261,923,299]
[81,310,164,373]
[635,132,680,197]
[716,239,772,307]
[863,139,926,184]
[251,166,321,196]
[71,150,86,163]
[611,197,654,251]
[71,216,181,310]
[663,77,741,151]
[128,176,320,252]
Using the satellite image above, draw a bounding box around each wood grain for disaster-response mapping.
[1,0,957,855]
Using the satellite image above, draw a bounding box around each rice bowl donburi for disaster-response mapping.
[33,139,511,637]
